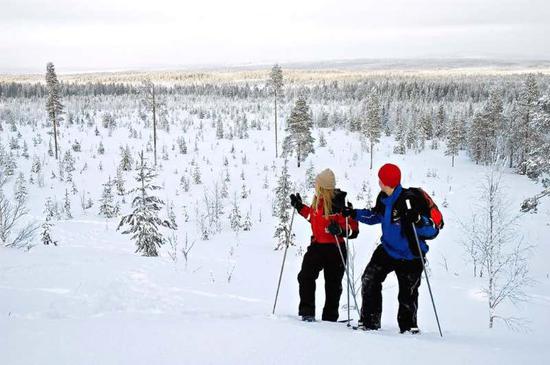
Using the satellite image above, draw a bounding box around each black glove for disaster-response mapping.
[289,193,303,211]
[403,209,421,226]
[342,204,356,219]
[327,221,343,236]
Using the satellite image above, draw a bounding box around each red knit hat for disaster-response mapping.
[378,163,401,188]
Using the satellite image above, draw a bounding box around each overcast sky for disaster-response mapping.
[1,0,549,73]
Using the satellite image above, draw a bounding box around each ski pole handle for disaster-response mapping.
[406,199,412,210]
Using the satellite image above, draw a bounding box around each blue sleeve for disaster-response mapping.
[355,209,382,225]
[415,216,439,239]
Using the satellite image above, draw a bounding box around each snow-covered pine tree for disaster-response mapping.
[98,141,105,155]
[45,62,63,160]
[41,220,57,246]
[393,114,407,154]
[229,194,242,233]
[362,91,381,170]
[115,167,126,196]
[273,159,294,250]
[283,97,315,168]
[445,118,462,167]
[118,151,176,256]
[119,145,133,171]
[516,75,540,174]
[193,165,202,184]
[63,150,76,177]
[269,64,284,158]
[64,189,72,219]
[99,176,118,218]
[180,175,190,192]
[305,161,315,189]
[216,119,224,139]
[468,89,504,165]
[522,94,550,180]
[14,172,28,204]
[177,136,187,155]
[243,211,252,231]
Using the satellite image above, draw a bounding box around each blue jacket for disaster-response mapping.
[354,185,439,260]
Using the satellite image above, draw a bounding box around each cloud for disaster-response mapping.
[1,0,549,72]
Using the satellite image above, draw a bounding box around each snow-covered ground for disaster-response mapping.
[1,104,550,364]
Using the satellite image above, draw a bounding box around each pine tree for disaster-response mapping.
[229,194,242,233]
[216,119,224,139]
[305,161,316,189]
[180,175,190,192]
[469,90,504,165]
[193,165,202,184]
[177,137,187,155]
[393,115,406,154]
[14,172,28,204]
[118,151,176,256]
[362,92,381,170]
[243,211,252,231]
[4,152,16,176]
[115,167,126,196]
[269,64,284,158]
[64,189,72,219]
[98,141,105,155]
[22,141,29,159]
[41,220,57,246]
[63,150,76,176]
[241,182,248,199]
[46,62,63,160]
[273,159,294,249]
[523,94,550,180]
[99,176,118,218]
[283,97,315,167]
[43,197,56,221]
[517,75,540,174]
[119,145,133,171]
[445,118,462,167]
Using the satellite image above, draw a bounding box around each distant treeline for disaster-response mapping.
[1,74,549,104]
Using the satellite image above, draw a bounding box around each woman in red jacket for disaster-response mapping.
[290,168,359,322]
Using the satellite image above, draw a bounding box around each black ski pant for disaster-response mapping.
[360,245,423,331]
[298,242,346,321]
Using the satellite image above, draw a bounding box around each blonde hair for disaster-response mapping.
[311,184,335,217]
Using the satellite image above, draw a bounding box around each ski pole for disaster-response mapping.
[345,215,350,326]
[333,234,361,320]
[272,209,296,315]
[406,199,443,338]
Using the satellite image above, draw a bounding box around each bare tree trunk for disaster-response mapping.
[452,155,455,167]
[274,92,278,158]
[370,140,374,170]
[52,111,59,160]
[152,85,157,167]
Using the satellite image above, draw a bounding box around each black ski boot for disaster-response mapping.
[302,315,315,322]
[400,327,420,334]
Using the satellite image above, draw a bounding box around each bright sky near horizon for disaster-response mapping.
[1,0,549,73]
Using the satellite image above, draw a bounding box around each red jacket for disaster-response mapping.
[298,190,359,244]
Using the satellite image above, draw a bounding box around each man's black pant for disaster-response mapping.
[361,245,423,331]
[298,242,346,321]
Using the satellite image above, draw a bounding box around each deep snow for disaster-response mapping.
[1,116,549,364]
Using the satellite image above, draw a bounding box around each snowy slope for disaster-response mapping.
[1,113,550,364]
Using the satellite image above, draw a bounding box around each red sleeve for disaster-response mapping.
[298,204,311,219]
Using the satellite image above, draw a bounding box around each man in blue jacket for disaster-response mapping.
[342,163,439,333]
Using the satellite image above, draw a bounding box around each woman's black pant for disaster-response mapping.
[298,242,346,321]
[360,245,423,331]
